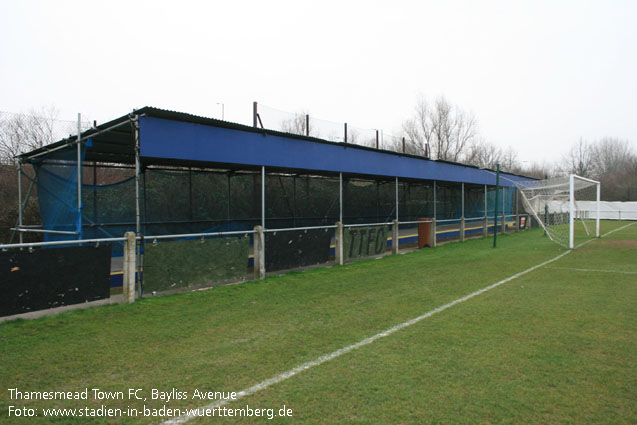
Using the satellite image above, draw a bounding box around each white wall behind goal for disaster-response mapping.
[573,201,637,220]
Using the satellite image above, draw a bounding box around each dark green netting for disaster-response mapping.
[464,184,486,218]
[265,174,339,228]
[398,181,434,221]
[344,178,395,224]
[143,235,250,292]
[31,147,516,258]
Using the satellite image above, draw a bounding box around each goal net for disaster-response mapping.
[516,175,600,249]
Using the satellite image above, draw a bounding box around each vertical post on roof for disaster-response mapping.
[344,123,348,143]
[395,176,399,221]
[402,137,405,153]
[76,113,83,240]
[305,114,310,136]
[376,130,379,149]
[339,172,343,223]
[17,160,23,244]
[261,166,265,229]
[253,102,258,128]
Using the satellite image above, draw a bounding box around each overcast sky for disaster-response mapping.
[1,0,635,164]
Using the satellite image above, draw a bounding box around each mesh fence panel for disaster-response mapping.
[344,177,395,224]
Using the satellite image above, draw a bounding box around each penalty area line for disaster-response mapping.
[160,249,571,425]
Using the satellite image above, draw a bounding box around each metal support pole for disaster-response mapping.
[344,123,348,143]
[305,114,310,136]
[17,161,23,244]
[253,102,258,128]
[376,130,379,149]
[502,186,506,234]
[461,182,465,219]
[484,184,488,236]
[402,137,405,153]
[339,172,343,223]
[261,166,265,229]
[596,182,600,238]
[433,181,437,220]
[134,120,141,237]
[493,163,500,248]
[395,176,399,221]
[133,116,142,297]
[76,113,82,240]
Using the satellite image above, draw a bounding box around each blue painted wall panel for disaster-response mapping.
[139,117,528,187]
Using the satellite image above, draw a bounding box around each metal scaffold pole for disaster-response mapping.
[339,172,343,223]
[17,161,23,244]
[76,113,83,240]
[261,166,266,229]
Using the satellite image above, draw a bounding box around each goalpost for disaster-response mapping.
[516,175,600,249]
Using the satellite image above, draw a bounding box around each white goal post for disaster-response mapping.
[568,174,601,249]
[516,175,601,249]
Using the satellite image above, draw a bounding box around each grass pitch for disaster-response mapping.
[1,221,635,424]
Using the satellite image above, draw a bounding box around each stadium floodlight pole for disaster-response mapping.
[569,174,575,249]
[76,113,82,240]
[493,163,500,248]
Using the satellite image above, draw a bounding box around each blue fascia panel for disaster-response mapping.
[139,117,528,187]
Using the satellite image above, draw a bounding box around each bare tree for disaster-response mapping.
[590,137,633,177]
[559,138,594,177]
[403,95,478,162]
[464,139,503,169]
[0,106,61,164]
[280,110,309,136]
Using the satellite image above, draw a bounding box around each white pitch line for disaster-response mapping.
[546,267,637,275]
[161,249,571,425]
[575,221,637,248]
